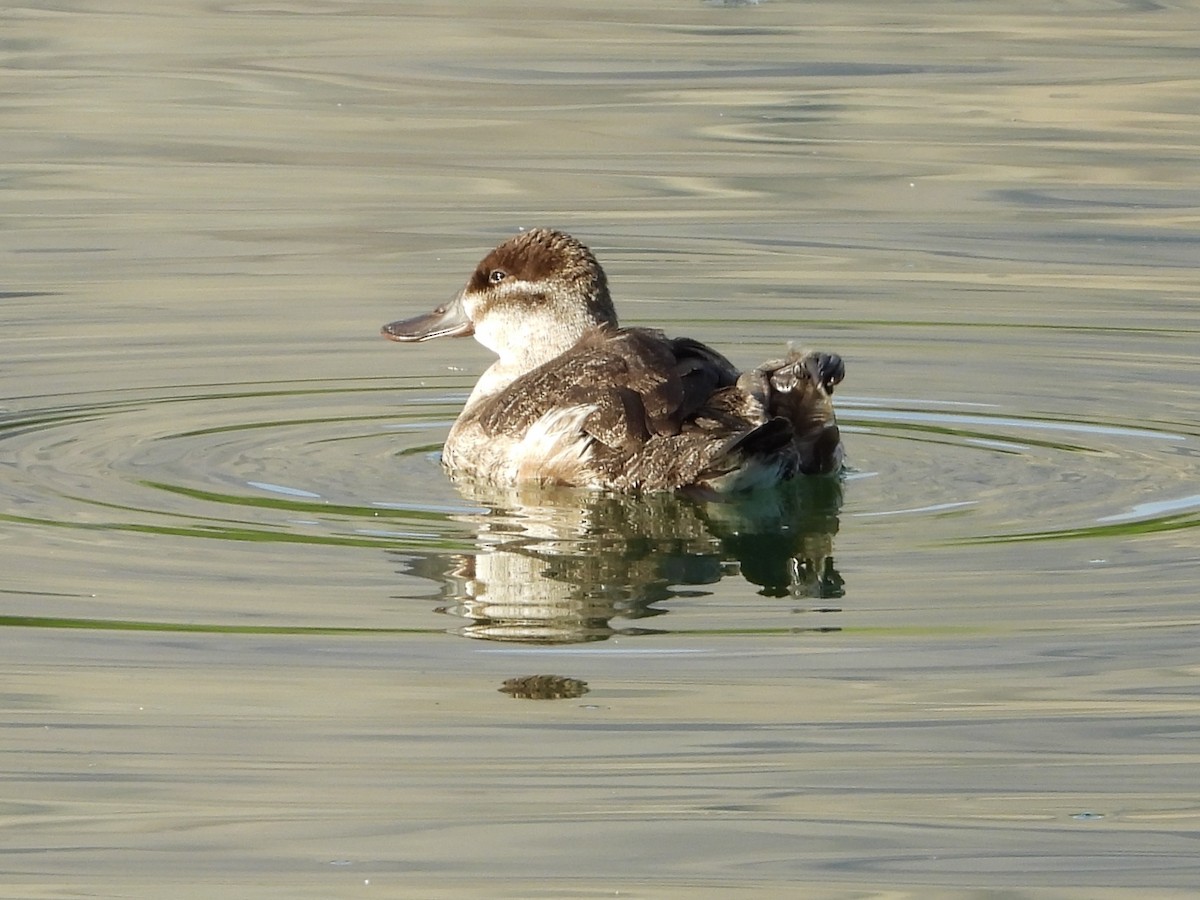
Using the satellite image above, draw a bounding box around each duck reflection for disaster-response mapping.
[393,478,843,643]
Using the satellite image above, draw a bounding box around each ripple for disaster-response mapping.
[4,380,1196,637]
[4,380,1196,551]
[2,378,478,553]
[835,397,1200,544]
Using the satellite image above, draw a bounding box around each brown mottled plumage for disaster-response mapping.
[382,228,844,493]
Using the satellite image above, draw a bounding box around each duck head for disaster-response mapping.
[382,229,619,368]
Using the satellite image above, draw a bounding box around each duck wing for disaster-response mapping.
[468,327,736,447]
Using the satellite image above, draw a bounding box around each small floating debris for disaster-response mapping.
[499,674,590,700]
[1070,811,1104,821]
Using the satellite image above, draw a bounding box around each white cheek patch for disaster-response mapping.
[472,282,536,357]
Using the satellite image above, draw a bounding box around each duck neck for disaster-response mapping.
[465,325,589,410]
[466,301,616,409]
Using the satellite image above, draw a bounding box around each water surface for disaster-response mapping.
[3,1,1199,896]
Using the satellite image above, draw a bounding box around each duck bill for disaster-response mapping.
[381,294,473,342]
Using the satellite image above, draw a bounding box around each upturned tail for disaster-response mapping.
[739,347,845,476]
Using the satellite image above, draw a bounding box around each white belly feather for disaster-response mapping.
[510,404,597,485]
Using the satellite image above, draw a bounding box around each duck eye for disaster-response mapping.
[489,269,507,284]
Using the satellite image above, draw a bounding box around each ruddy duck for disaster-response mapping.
[381,228,844,493]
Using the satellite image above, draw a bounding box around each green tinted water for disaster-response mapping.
[3,1,1198,895]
